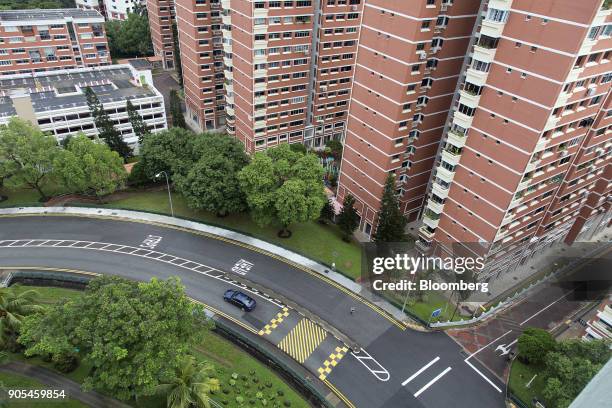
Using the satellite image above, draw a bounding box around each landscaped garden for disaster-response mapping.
[0,281,309,408]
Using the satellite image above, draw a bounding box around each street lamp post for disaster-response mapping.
[155,171,174,217]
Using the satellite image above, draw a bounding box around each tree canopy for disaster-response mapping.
[126,100,150,144]
[0,117,59,200]
[0,0,74,10]
[175,134,249,216]
[84,87,132,160]
[238,144,326,235]
[517,327,556,365]
[53,134,127,199]
[337,194,358,242]
[169,90,186,129]
[105,12,153,59]
[139,127,196,180]
[19,276,206,400]
[373,174,407,242]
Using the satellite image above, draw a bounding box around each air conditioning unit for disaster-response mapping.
[441,5,448,11]
[351,5,358,11]
[586,87,596,96]
[303,49,309,55]
[418,51,427,60]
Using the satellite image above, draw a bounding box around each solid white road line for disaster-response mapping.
[465,359,502,393]
[414,367,452,398]
[520,289,575,326]
[402,356,440,386]
[465,330,512,360]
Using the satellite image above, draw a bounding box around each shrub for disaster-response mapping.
[53,353,79,373]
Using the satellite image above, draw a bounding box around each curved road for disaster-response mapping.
[0,214,505,408]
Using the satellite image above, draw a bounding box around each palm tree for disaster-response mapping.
[0,285,43,348]
[157,355,220,408]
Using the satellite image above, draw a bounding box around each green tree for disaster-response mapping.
[126,100,150,144]
[325,139,343,160]
[337,194,359,242]
[156,355,220,408]
[105,12,152,58]
[175,134,248,216]
[19,276,205,401]
[318,198,335,224]
[0,117,59,200]
[84,87,132,160]
[238,144,326,236]
[373,174,407,242]
[0,285,43,350]
[139,127,196,180]
[54,134,127,199]
[169,90,187,129]
[172,22,183,87]
[517,327,557,365]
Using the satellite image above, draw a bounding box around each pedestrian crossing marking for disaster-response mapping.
[318,346,349,380]
[277,319,327,363]
[258,307,290,336]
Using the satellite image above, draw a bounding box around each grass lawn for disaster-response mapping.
[103,190,362,279]
[0,372,87,408]
[0,184,67,208]
[6,286,308,408]
[11,285,82,305]
[508,359,548,407]
[0,186,362,280]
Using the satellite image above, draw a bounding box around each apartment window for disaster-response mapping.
[421,21,431,30]
[486,8,509,23]
[588,26,600,40]
[472,60,490,72]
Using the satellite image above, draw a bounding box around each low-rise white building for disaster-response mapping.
[0,64,167,151]
[76,0,146,21]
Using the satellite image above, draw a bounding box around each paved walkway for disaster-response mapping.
[0,361,129,408]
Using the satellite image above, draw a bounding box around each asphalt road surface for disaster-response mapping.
[449,250,612,381]
[0,215,505,408]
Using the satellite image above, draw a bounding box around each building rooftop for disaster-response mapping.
[0,9,103,23]
[0,65,159,119]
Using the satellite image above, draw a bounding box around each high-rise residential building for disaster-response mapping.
[175,0,226,132]
[336,0,480,236]
[415,0,612,278]
[147,0,177,69]
[175,0,362,152]
[0,9,110,75]
[0,64,168,150]
[76,0,146,20]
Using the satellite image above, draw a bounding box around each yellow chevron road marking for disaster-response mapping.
[277,318,327,364]
[317,345,349,381]
[258,307,290,336]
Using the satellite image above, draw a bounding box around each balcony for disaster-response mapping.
[472,44,496,63]
[427,198,445,214]
[436,165,456,184]
[465,67,488,86]
[441,148,461,166]
[422,212,440,229]
[253,7,268,18]
[432,181,449,200]
[254,95,267,104]
[459,89,480,107]
[419,226,436,240]
[453,110,474,129]
[447,128,467,148]
[480,19,505,38]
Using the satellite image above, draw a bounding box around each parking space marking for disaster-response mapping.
[317,346,349,381]
[413,367,452,398]
[258,308,290,336]
[277,318,327,364]
[402,356,440,386]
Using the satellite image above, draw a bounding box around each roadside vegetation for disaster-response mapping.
[1,119,363,279]
[0,282,308,407]
[509,328,610,408]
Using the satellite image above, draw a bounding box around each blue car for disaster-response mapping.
[223,289,257,312]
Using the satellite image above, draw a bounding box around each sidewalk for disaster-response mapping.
[0,361,129,408]
[0,207,408,324]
